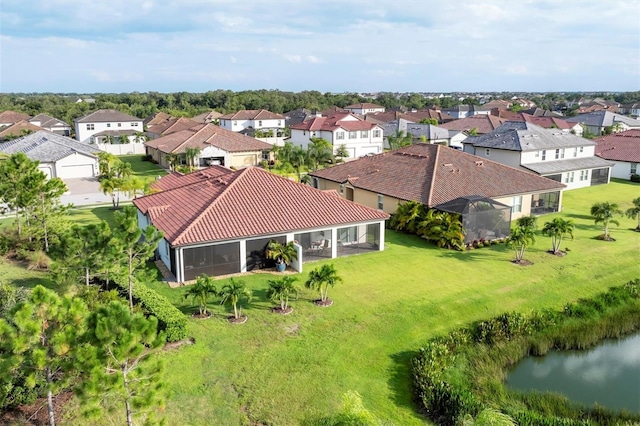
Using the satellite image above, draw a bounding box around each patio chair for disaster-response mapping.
[321,239,331,255]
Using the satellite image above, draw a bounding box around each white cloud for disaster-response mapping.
[284,54,302,63]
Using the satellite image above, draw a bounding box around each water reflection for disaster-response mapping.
[506,334,640,412]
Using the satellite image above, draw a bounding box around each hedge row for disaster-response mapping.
[113,280,187,342]
[411,279,640,425]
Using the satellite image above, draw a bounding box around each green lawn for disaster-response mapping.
[3,179,639,425]
[119,154,168,181]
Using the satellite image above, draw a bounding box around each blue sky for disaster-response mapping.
[1,0,638,93]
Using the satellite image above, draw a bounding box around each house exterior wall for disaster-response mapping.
[609,161,638,179]
[229,152,261,168]
[75,119,143,143]
[289,127,383,157]
[475,148,521,168]
[219,118,284,132]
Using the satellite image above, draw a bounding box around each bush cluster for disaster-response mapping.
[630,173,640,183]
[412,279,640,425]
[112,280,187,342]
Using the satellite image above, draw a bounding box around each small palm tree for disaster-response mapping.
[219,278,252,320]
[505,225,535,263]
[266,276,299,312]
[305,264,342,304]
[625,197,640,231]
[185,147,201,171]
[266,241,298,268]
[184,274,217,316]
[590,201,623,240]
[387,130,413,150]
[541,218,574,254]
[516,215,538,232]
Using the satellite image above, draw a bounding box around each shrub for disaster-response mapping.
[112,279,187,342]
[141,154,153,162]
[630,173,640,183]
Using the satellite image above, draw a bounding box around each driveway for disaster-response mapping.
[60,177,131,207]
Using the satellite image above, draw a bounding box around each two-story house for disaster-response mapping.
[462,121,613,192]
[289,112,384,158]
[218,109,285,135]
[343,103,385,115]
[74,109,144,144]
[29,113,72,136]
[564,111,640,136]
[594,130,640,180]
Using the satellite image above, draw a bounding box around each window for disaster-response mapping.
[117,123,122,127]
[258,120,263,127]
[511,196,522,213]
[373,129,381,138]
[579,170,588,181]
[631,163,638,174]
[132,122,138,127]
[564,171,575,183]
[579,146,584,153]
[573,147,578,157]
[277,120,281,126]
[555,148,564,159]
[541,150,546,160]
[336,131,345,140]
[106,123,111,128]
[485,148,490,157]
[339,184,344,194]
[233,121,237,126]
[349,131,357,139]
[261,150,270,161]
[534,151,539,158]
[377,194,384,210]
[86,124,94,130]
[360,130,369,138]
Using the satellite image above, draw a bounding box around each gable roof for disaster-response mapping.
[219,109,285,120]
[290,113,379,132]
[344,102,385,110]
[133,167,389,246]
[464,121,592,151]
[144,112,172,126]
[191,110,223,123]
[29,113,70,128]
[364,109,454,124]
[0,130,102,162]
[564,111,640,128]
[0,110,31,124]
[0,121,44,138]
[440,115,506,134]
[144,123,272,154]
[594,130,640,163]
[310,144,565,207]
[75,109,143,123]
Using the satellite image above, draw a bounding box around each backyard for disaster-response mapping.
[1,178,639,425]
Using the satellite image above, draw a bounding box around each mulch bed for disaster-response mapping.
[191,312,212,319]
[511,259,533,266]
[547,250,567,257]
[271,306,293,315]
[164,337,196,350]
[0,391,73,426]
[227,315,248,324]
[313,299,334,307]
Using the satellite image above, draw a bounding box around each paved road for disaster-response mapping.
[60,177,132,207]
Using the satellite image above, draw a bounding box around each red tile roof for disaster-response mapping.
[345,103,385,110]
[144,112,172,126]
[0,121,44,138]
[365,109,454,124]
[219,109,285,120]
[133,167,389,246]
[310,144,565,206]
[147,117,200,136]
[0,110,32,123]
[144,123,272,154]
[594,130,640,163]
[290,113,378,132]
[440,115,506,134]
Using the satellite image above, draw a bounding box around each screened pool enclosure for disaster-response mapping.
[436,196,511,245]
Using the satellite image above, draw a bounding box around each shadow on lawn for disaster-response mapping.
[388,350,424,417]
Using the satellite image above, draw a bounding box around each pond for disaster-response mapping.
[506,333,640,413]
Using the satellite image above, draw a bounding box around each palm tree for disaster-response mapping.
[505,225,535,263]
[118,134,130,145]
[133,131,148,144]
[99,176,123,209]
[625,197,640,231]
[541,218,574,254]
[590,201,623,240]
[114,161,132,179]
[184,274,217,316]
[387,130,413,150]
[420,210,465,250]
[308,137,334,171]
[390,201,424,233]
[266,276,299,312]
[185,147,201,171]
[97,152,116,177]
[335,144,349,162]
[305,264,342,304]
[165,154,177,171]
[516,215,538,232]
[219,278,252,320]
[289,146,309,182]
[266,241,298,271]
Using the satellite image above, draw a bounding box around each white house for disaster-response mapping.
[0,130,102,179]
[343,103,385,115]
[29,113,72,136]
[74,109,144,144]
[463,121,613,190]
[218,109,285,134]
[289,112,384,158]
[594,130,640,180]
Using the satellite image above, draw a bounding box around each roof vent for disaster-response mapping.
[443,163,453,167]
[475,160,484,166]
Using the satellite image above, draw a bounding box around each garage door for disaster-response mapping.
[58,164,95,179]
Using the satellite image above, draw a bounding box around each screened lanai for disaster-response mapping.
[436,195,511,245]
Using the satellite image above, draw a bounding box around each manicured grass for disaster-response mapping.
[137,180,639,425]
[3,179,638,425]
[119,154,168,180]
